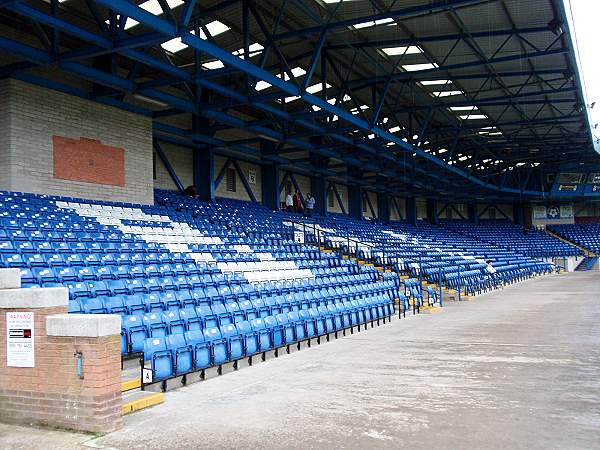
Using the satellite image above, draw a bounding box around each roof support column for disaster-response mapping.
[427,199,439,225]
[309,141,328,216]
[406,197,417,226]
[192,114,215,203]
[468,203,479,225]
[260,142,280,211]
[513,203,525,226]
[348,185,362,220]
[377,193,390,223]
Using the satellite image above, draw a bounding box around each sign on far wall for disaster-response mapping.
[560,205,574,218]
[248,170,257,185]
[533,206,547,219]
[6,311,35,368]
[533,204,573,220]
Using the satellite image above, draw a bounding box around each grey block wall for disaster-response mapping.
[154,143,194,191]
[0,79,153,204]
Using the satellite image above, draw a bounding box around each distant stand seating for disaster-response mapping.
[440,219,581,257]
[549,224,600,254]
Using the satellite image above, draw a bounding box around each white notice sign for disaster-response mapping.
[6,312,35,368]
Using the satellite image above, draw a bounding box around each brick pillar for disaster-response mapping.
[0,269,122,433]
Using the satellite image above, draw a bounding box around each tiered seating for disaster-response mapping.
[0,190,397,383]
[283,214,553,295]
[549,224,600,254]
[442,220,581,257]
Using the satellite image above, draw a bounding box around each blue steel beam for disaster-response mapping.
[324,26,552,51]
[0,6,537,180]
[153,140,184,193]
[179,0,197,27]
[3,0,553,196]
[232,159,258,203]
[329,183,346,215]
[363,191,376,219]
[214,158,232,188]
[348,48,569,89]
[272,0,493,40]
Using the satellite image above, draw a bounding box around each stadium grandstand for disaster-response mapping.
[0,0,598,448]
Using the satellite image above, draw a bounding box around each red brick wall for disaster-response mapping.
[0,307,123,433]
[53,136,126,187]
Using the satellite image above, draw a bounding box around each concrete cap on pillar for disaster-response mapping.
[0,269,21,289]
[46,314,122,337]
[0,287,68,308]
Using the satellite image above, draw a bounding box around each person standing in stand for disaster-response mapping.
[285,192,294,212]
[305,193,315,217]
[293,190,303,214]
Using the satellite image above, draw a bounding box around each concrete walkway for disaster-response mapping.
[2,271,599,449]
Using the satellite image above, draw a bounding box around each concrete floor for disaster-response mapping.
[2,271,599,450]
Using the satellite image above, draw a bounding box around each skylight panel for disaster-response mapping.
[353,17,394,29]
[420,79,451,85]
[158,21,230,54]
[288,67,307,78]
[254,66,306,91]
[232,43,264,59]
[306,83,332,94]
[382,46,422,56]
[459,114,487,120]
[402,62,438,72]
[449,106,478,111]
[350,105,369,114]
[280,96,301,103]
[115,0,184,30]
[161,37,188,53]
[203,60,225,70]
[199,20,231,39]
[255,80,272,91]
[431,90,463,97]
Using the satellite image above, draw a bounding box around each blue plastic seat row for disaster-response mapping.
[143,297,394,380]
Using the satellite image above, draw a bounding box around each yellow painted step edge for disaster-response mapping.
[122,392,164,416]
[121,378,141,392]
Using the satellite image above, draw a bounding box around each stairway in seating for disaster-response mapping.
[575,256,599,272]
[121,361,164,415]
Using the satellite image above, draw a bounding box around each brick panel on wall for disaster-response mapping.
[53,136,125,186]
[0,79,153,204]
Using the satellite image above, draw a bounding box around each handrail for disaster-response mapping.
[283,218,376,249]
[283,218,388,269]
